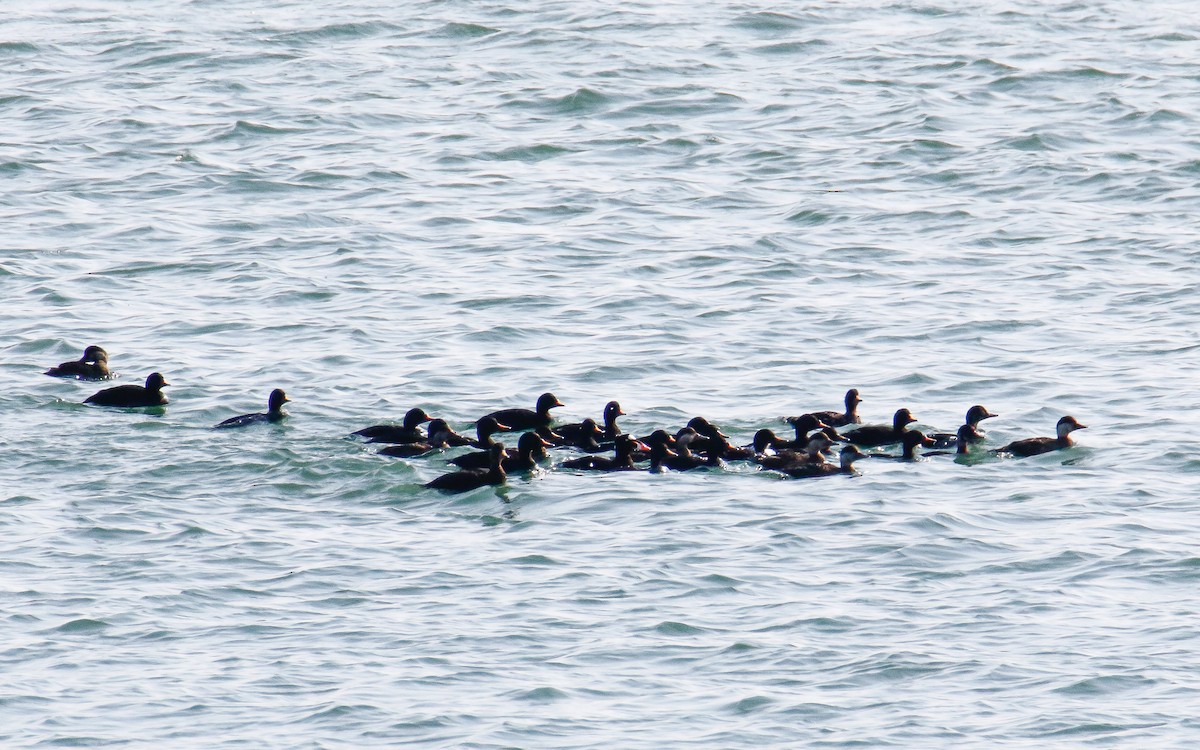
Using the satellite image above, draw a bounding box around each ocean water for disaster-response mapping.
[3,1,1200,747]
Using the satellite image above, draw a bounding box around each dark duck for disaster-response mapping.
[84,372,169,408]
[783,445,867,478]
[460,416,512,449]
[560,434,646,472]
[661,428,711,471]
[780,413,831,450]
[804,388,863,428]
[871,430,936,461]
[554,418,605,453]
[647,439,679,473]
[446,417,516,466]
[685,416,738,457]
[46,345,110,380]
[555,401,624,445]
[502,431,552,473]
[929,405,998,448]
[353,408,433,443]
[378,419,457,458]
[996,416,1087,458]
[841,408,916,447]
[926,424,983,457]
[756,431,837,472]
[425,443,509,493]
[480,392,563,432]
[214,388,290,428]
[743,428,788,457]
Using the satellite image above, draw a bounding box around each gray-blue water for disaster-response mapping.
[4,2,1200,747]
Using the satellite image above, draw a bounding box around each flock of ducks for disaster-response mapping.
[47,346,1090,494]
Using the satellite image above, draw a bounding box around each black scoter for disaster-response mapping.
[214,388,290,429]
[425,443,509,493]
[353,408,433,444]
[84,372,169,408]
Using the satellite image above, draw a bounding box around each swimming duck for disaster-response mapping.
[744,428,789,456]
[480,392,563,432]
[783,445,867,478]
[502,431,552,473]
[446,417,515,466]
[377,419,457,457]
[780,413,830,450]
[560,434,646,472]
[556,401,625,445]
[685,416,741,458]
[84,372,168,407]
[926,424,982,457]
[804,388,862,428]
[425,443,509,493]
[46,345,110,380]
[662,428,710,471]
[996,416,1087,458]
[871,429,936,461]
[214,388,289,428]
[353,408,433,444]
[756,431,837,471]
[647,439,679,473]
[841,408,916,447]
[556,418,605,453]
[929,405,998,448]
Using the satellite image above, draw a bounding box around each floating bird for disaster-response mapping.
[353,408,433,444]
[872,429,936,461]
[377,419,457,458]
[502,431,552,473]
[841,408,916,447]
[214,388,290,428]
[480,392,562,432]
[929,405,998,448]
[996,416,1087,458]
[560,434,646,472]
[804,388,862,428]
[46,345,110,380]
[425,443,508,493]
[84,372,169,408]
[784,445,867,478]
[556,401,625,445]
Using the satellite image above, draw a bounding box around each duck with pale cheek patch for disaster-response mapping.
[996,416,1087,458]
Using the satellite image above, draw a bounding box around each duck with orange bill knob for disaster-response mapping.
[84,372,169,408]
[554,418,605,453]
[556,401,625,445]
[502,431,553,473]
[480,392,563,432]
[353,408,433,444]
[447,417,515,466]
